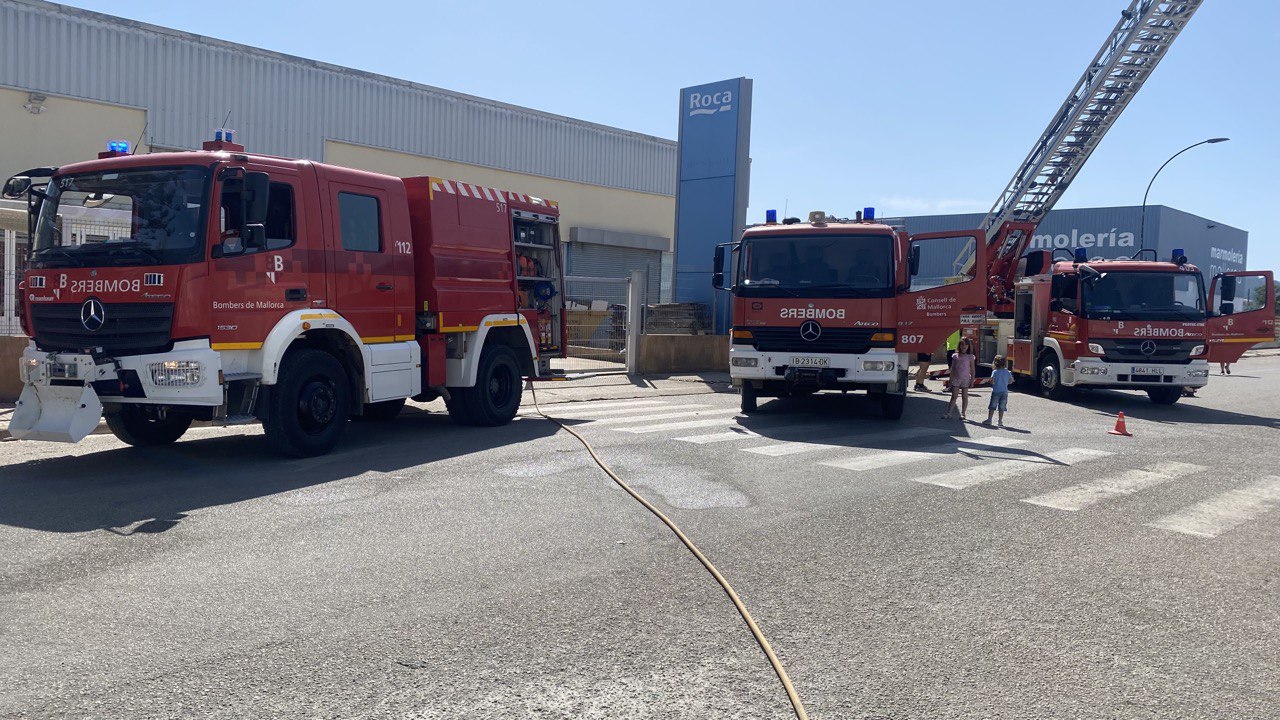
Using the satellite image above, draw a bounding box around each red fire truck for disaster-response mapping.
[975,243,1272,404]
[712,209,988,418]
[952,1,1274,404]
[4,133,566,456]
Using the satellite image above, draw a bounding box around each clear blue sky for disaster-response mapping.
[65,0,1279,272]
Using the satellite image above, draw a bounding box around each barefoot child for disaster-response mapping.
[984,355,1012,427]
[942,337,976,420]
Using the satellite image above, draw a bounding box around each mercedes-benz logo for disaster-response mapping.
[80,298,106,332]
[799,320,822,342]
[1139,340,1157,356]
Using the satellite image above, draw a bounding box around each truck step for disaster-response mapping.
[223,414,259,425]
[223,373,262,383]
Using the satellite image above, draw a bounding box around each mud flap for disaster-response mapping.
[9,383,104,442]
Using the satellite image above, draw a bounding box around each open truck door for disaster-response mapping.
[896,231,988,354]
[1207,270,1275,364]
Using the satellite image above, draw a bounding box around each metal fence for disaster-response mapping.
[555,275,636,374]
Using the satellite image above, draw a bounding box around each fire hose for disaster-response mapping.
[524,380,809,719]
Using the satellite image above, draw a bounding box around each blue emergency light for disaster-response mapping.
[863,207,875,221]
[1172,248,1188,265]
[214,128,235,143]
[106,140,129,153]
[1074,247,1088,262]
[765,209,777,223]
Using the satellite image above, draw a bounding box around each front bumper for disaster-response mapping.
[729,346,904,386]
[12,340,224,442]
[1067,358,1210,389]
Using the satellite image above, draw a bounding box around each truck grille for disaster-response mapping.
[747,326,879,354]
[30,302,175,356]
[1094,338,1198,365]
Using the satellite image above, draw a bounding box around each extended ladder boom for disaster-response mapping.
[980,0,1204,259]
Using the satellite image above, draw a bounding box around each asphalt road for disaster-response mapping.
[2,357,1278,719]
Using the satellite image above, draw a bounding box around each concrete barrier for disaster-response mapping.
[636,334,728,375]
[1,335,28,402]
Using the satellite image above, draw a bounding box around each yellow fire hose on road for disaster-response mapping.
[525,381,809,719]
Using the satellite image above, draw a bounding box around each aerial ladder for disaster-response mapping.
[967,0,1205,317]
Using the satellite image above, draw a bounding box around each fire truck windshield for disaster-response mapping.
[738,233,894,298]
[1081,271,1206,321]
[31,166,210,267]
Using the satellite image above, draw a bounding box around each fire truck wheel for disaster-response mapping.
[1147,387,1182,405]
[265,348,351,457]
[451,344,522,427]
[1037,353,1070,400]
[105,405,192,447]
[740,382,758,413]
[357,398,406,422]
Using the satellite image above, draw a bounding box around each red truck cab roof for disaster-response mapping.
[1051,259,1202,275]
[742,221,896,238]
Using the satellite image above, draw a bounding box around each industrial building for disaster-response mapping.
[899,205,1249,282]
[0,0,676,334]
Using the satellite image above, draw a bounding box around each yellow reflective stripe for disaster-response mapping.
[1219,337,1274,343]
[361,336,395,344]
[1047,332,1076,341]
[394,334,415,341]
[212,342,263,350]
[484,318,524,327]
[441,325,480,333]
[300,312,341,320]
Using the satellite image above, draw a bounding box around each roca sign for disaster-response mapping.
[688,90,733,117]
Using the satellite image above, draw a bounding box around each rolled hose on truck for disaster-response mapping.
[523,380,810,719]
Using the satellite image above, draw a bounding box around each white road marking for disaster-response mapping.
[744,427,944,457]
[913,447,1114,490]
[821,436,1027,471]
[524,402,682,419]
[1146,476,1280,538]
[585,408,737,426]
[674,421,834,445]
[519,399,670,417]
[614,415,752,434]
[1022,461,1206,512]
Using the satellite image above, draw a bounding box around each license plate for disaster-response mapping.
[790,356,829,367]
[1132,366,1162,375]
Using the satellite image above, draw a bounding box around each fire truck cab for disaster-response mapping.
[714,210,986,418]
[991,249,1273,404]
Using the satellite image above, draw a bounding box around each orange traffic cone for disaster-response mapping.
[1108,411,1132,436]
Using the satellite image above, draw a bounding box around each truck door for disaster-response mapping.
[895,231,987,354]
[325,183,401,343]
[1206,270,1274,364]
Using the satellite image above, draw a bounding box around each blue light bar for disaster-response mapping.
[106,140,129,153]
[1074,247,1088,262]
[1172,248,1184,259]
[765,209,777,223]
[863,207,875,221]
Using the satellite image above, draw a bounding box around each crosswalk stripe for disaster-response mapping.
[528,402,689,419]
[615,416,753,434]
[581,408,733,426]
[744,427,944,458]
[821,436,1027,471]
[1146,476,1280,538]
[519,399,670,417]
[1022,461,1206,512]
[674,422,834,445]
[913,447,1113,490]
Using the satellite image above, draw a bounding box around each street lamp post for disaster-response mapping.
[1139,137,1229,252]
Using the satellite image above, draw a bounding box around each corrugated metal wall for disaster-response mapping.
[902,205,1248,281]
[0,0,677,196]
[567,243,662,302]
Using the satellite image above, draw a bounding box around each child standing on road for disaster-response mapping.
[942,337,976,420]
[984,355,1013,427]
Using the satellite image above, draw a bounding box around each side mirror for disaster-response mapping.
[1049,299,1064,312]
[908,244,921,276]
[3,176,31,199]
[1219,275,1237,302]
[712,245,725,290]
[243,224,266,250]
[243,171,270,225]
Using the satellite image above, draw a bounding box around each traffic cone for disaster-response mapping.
[1107,411,1132,436]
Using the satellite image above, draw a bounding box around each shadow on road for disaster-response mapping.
[1052,387,1280,429]
[0,406,559,534]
